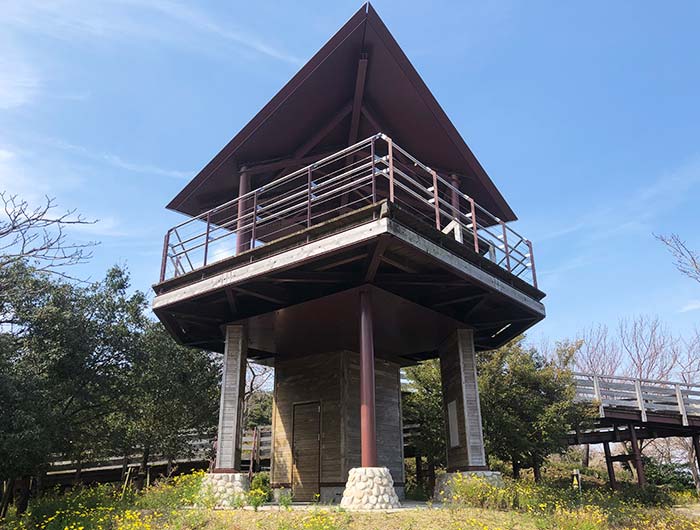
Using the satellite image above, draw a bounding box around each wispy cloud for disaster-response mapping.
[536,157,700,243]
[680,300,700,313]
[0,52,41,110]
[43,138,192,180]
[1,0,300,65]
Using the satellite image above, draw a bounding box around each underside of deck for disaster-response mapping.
[152,201,545,361]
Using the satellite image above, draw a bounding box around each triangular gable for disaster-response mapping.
[167,3,516,222]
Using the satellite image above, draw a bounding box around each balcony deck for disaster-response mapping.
[152,135,545,358]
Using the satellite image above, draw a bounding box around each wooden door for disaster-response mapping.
[292,402,320,501]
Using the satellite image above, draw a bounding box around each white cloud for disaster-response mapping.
[536,157,700,243]
[1,0,300,64]
[40,137,192,180]
[680,300,700,313]
[0,53,41,109]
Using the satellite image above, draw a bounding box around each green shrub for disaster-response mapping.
[278,491,293,511]
[642,457,695,491]
[247,488,268,511]
[250,471,273,501]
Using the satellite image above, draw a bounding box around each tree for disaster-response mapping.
[402,359,445,493]
[0,264,146,514]
[478,337,593,481]
[111,321,219,484]
[245,390,273,429]
[656,233,700,283]
[0,193,95,286]
[575,324,623,376]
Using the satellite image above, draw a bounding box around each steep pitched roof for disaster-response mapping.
[167,3,516,222]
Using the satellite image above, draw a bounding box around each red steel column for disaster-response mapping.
[235,167,250,255]
[359,287,377,468]
[450,174,460,221]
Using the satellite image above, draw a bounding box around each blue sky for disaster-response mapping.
[1,0,699,344]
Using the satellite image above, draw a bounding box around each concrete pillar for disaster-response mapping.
[439,329,487,470]
[215,325,247,471]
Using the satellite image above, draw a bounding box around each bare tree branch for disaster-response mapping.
[0,192,97,282]
[655,233,700,283]
[575,324,623,376]
[618,315,679,380]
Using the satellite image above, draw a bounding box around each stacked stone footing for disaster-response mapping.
[340,467,401,510]
[201,473,249,507]
[434,471,503,501]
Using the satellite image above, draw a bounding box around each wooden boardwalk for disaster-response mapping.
[572,372,700,488]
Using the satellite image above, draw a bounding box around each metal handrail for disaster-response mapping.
[159,134,539,289]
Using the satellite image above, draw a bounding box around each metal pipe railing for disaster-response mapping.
[159,134,539,289]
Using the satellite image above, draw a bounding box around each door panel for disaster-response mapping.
[292,402,320,501]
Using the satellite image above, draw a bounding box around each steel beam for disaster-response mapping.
[235,168,251,255]
[359,287,377,467]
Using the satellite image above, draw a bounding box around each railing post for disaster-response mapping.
[676,384,689,426]
[469,198,479,254]
[500,221,511,272]
[203,212,211,267]
[307,166,312,228]
[635,379,648,423]
[593,375,605,418]
[251,190,258,248]
[370,138,376,203]
[527,239,538,289]
[159,229,170,282]
[430,169,440,230]
[387,137,395,203]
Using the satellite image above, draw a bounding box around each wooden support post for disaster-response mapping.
[603,442,617,490]
[359,288,377,468]
[693,435,700,475]
[628,424,646,486]
[235,167,250,255]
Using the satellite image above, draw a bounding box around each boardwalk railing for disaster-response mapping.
[48,424,419,477]
[573,372,700,426]
[159,134,537,288]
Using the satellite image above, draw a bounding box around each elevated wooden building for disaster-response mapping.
[153,4,545,507]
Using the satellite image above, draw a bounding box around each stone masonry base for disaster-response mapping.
[434,471,503,501]
[340,467,401,510]
[201,473,249,507]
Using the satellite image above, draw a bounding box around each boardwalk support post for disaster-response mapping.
[628,424,646,486]
[602,442,617,490]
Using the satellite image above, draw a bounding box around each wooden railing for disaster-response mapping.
[159,134,537,288]
[573,372,700,426]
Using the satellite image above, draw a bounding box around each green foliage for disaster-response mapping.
[402,360,444,464]
[251,472,273,502]
[402,359,445,492]
[278,491,293,511]
[0,262,220,500]
[108,321,220,467]
[245,391,273,429]
[445,474,683,529]
[642,457,694,491]
[247,488,269,511]
[0,263,147,480]
[477,336,595,478]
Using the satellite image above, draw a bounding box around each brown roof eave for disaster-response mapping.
[166,5,369,213]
